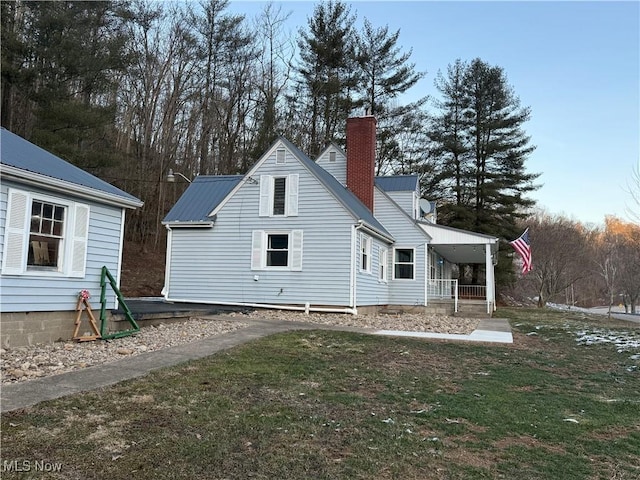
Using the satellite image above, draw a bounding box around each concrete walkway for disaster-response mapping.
[1,316,511,414]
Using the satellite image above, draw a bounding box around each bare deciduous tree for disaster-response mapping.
[602,217,640,314]
[626,161,640,224]
[250,3,295,159]
[514,212,589,308]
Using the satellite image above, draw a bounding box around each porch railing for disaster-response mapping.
[458,284,487,300]
[427,279,459,312]
[426,281,489,314]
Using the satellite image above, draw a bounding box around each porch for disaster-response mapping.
[419,222,500,317]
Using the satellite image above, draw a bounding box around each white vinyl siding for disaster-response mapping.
[1,188,89,278]
[374,189,428,305]
[355,233,390,305]
[259,174,299,217]
[1,181,126,313]
[384,190,417,219]
[315,147,347,185]
[165,143,356,307]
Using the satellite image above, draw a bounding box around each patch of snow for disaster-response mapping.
[575,328,640,352]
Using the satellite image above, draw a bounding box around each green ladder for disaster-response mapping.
[99,266,140,340]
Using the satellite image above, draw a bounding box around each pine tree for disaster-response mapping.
[353,18,427,174]
[355,19,424,117]
[430,58,539,283]
[430,60,472,214]
[295,0,357,156]
[1,1,132,170]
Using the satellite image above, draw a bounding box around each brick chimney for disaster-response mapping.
[346,115,376,212]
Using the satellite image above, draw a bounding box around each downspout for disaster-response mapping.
[163,297,357,315]
[350,220,366,315]
[162,225,173,299]
[114,208,127,310]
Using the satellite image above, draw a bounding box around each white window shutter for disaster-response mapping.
[290,230,303,271]
[286,174,299,217]
[251,230,265,270]
[1,189,29,275]
[259,175,271,217]
[69,203,90,277]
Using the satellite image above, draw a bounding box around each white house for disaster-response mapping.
[162,116,498,316]
[0,128,143,347]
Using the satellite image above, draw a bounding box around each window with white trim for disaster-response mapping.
[259,174,299,217]
[393,248,415,280]
[251,230,303,271]
[360,233,372,273]
[28,200,65,269]
[2,188,90,277]
[267,233,288,266]
[379,247,388,283]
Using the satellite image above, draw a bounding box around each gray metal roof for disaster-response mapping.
[163,175,243,223]
[0,128,142,205]
[162,138,393,239]
[279,137,392,239]
[375,175,419,192]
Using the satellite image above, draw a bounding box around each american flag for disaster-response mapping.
[509,228,532,274]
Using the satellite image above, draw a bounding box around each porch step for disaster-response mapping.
[454,302,492,318]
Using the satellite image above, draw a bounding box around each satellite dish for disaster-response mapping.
[419,198,432,215]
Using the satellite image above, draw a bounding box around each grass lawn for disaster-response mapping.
[2,308,639,479]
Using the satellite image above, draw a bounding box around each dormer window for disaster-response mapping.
[276,148,286,164]
[329,151,336,162]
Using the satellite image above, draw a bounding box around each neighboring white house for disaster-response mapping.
[0,128,143,347]
[162,116,498,316]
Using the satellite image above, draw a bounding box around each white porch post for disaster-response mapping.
[424,244,429,306]
[485,243,495,314]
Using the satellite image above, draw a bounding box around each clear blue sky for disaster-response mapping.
[228,0,640,226]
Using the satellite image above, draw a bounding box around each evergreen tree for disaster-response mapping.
[295,0,357,156]
[1,1,132,170]
[430,58,539,283]
[462,59,538,235]
[355,19,424,117]
[429,60,472,217]
[354,18,427,174]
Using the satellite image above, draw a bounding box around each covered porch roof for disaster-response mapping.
[418,222,499,264]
